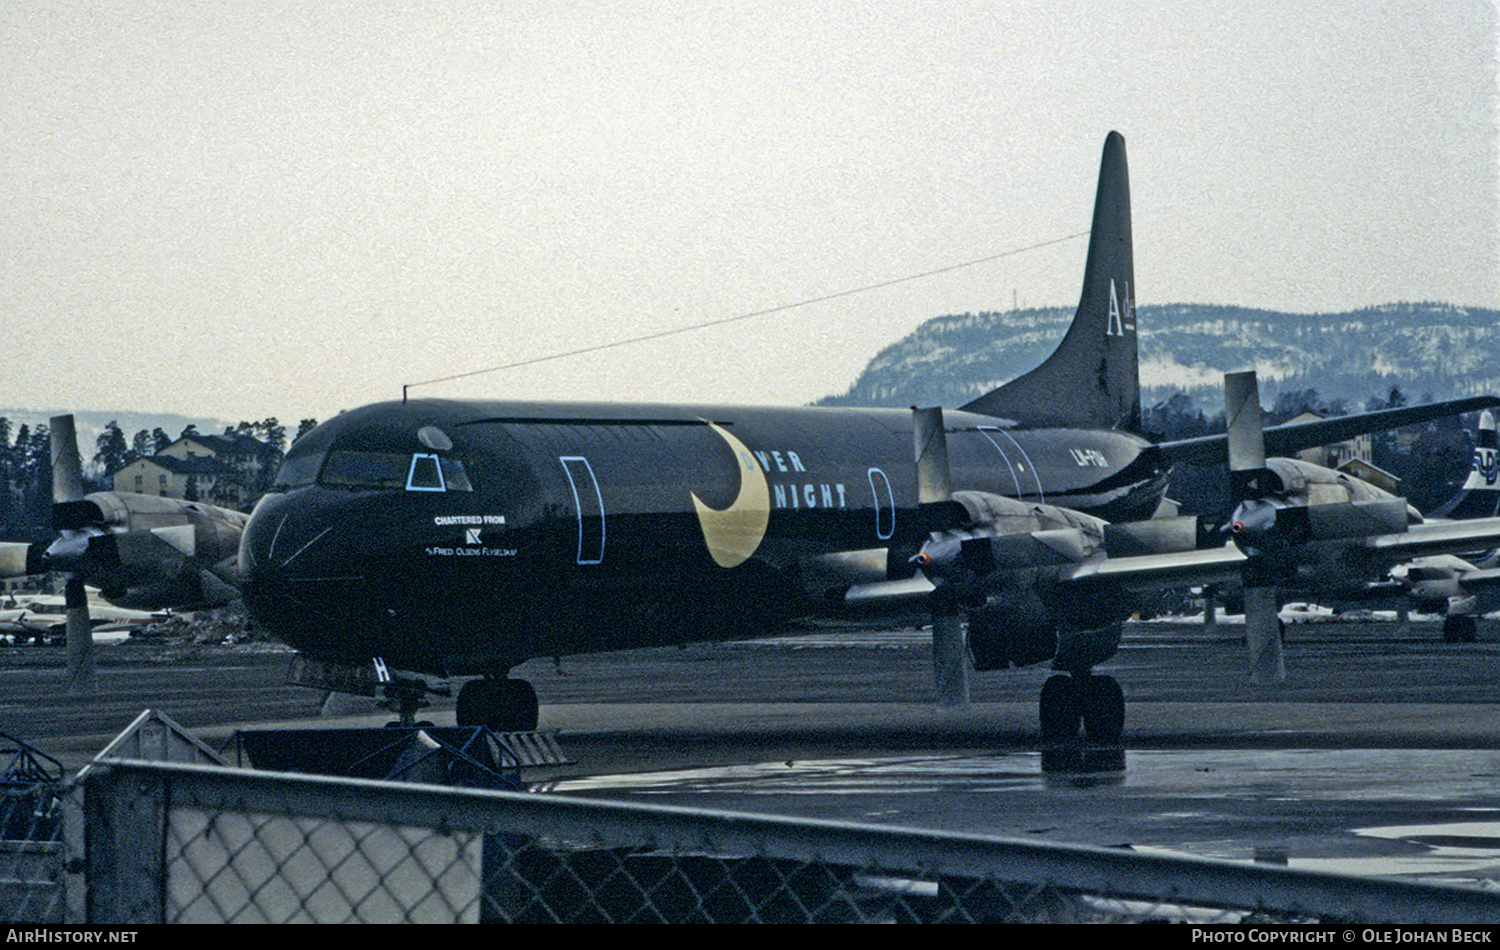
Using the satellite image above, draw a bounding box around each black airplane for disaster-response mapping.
[238,132,1500,736]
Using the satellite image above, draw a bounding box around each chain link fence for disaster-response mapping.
[60,758,1500,925]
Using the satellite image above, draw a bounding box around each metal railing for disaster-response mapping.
[69,758,1500,925]
[0,784,65,923]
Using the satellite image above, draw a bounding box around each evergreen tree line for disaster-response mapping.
[0,416,318,542]
[1146,385,1479,518]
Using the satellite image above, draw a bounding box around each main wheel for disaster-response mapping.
[457,677,539,731]
[496,678,540,731]
[1080,675,1125,744]
[1443,615,1478,643]
[455,678,497,727]
[1039,675,1082,743]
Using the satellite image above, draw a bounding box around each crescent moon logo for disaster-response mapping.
[691,422,770,568]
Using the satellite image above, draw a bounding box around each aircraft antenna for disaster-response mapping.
[400,230,1090,398]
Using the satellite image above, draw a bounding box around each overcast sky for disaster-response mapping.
[2,1,1495,424]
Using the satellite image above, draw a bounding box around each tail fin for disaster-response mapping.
[1429,410,1500,520]
[960,131,1140,432]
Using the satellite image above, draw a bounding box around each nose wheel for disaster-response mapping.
[456,676,540,732]
[1039,673,1124,744]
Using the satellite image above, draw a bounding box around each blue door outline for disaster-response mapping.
[867,467,895,540]
[559,456,605,565]
[976,427,1045,503]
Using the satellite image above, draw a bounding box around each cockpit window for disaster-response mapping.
[320,451,407,490]
[407,454,445,491]
[317,451,474,492]
[273,453,326,491]
[439,456,473,491]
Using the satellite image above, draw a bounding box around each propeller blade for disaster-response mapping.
[50,415,85,506]
[914,406,954,505]
[912,406,970,707]
[932,592,969,708]
[913,406,968,534]
[0,543,36,579]
[64,575,95,695]
[1244,585,1285,685]
[1225,371,1267,480]
[1225,372,1287,685]
[1224,371,1278,529]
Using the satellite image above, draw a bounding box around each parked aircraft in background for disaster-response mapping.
[0,590,169,645]
[0,415,247,689]
[234,132,1500,739]
[1382,410,1500,641]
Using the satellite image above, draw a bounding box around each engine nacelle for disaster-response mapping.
[966,589,1057,671]
[1262,458,1420,519]
[950,490,1108,542]
[65,492,248,609]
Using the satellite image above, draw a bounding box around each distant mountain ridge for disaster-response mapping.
[817,302,1500,412]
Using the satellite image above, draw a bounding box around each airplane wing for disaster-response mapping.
[1363,517,1500,561]
[1158,396,1500,467]
[1061,544,1246,589]
[842,538,1248,609]
[1456,566,1500,592]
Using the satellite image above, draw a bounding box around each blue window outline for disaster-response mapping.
[406,453,447,492]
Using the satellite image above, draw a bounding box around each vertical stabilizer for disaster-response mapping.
[960,132,1139,432]
[1430,410,1500,520]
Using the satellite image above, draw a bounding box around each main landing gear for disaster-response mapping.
[456,676,540,732]
[1443,615,1478,643]
[1038,671,1125,745]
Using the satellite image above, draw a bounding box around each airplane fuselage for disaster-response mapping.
[241,398,1166,677]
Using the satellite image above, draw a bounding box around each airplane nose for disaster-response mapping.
[242,497,375,660]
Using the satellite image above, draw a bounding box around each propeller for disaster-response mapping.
[50,415,97,693]
[1223,371,1287,685]
[0,415,245,693]
[912,406,970,707]
[1222,371,1422,681]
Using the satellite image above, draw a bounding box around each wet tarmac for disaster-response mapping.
[7,617,1500,889]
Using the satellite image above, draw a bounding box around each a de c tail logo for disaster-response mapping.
[1106,279,1135,337]
[1477,447,1498,486]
